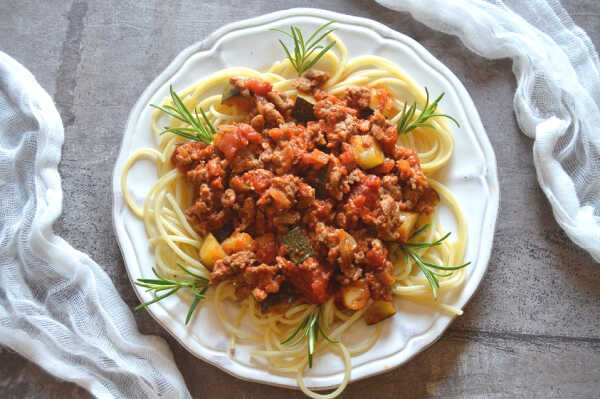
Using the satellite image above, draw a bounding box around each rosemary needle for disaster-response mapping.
[400,224,470,300]
[271,21,337,76]
[135,262,209,325]
[397,88,460,135]
[151,85,216,144]
[281,307,337,368]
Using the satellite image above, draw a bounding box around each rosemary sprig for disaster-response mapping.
[397,88,460,135]
[281,307,337,368]
[135,262,209,325]
[151,85,216,144]
[400,224,470,300]
[271,21,336,76]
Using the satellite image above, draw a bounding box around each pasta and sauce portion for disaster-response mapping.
[122,22,469,398]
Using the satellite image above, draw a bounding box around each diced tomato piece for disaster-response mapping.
[210,177,223,190]
[363,174,382,188]
[238,123,262,144]
[378,126,398,154]
[349,175,381,211]
[366,247,387,270]
[302,149,329,168]
[254,234,279,264]
[207,158,224,177]
[217,123,260,160]
[245,79,272,96]
[374,88,393,111]
[372,159,395,174]
[217,129,241,160]
[353,195,366,207]
[340,149,355,165]
[281,257,330,304]
[396,159,413,176]
[268,128,284,140]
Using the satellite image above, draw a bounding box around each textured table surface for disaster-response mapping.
[2,1,600,398]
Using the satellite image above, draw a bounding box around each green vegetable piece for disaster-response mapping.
[260,284,297,313]
[280,227,315,264]
[221,82,243,104]
[291,96,316,123]
[358,106,374,119]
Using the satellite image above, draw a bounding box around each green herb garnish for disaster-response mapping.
[280,226,315,263]
[281,307,337,368]
[151,85,216,144]
[400,224,470,300]
[397,88,460,135]
[134,262,209,325]
[271,21,336,76]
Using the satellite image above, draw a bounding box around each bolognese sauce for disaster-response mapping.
[171,72,439,310]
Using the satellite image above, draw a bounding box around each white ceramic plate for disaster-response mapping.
[112,8,499,391]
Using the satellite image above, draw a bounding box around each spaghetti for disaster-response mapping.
[122,30,468,398]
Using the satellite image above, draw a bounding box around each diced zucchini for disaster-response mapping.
[199,233,226,270]
[350,135,384,169]
[291,96,316,123]
[340,282,370,310]
[221,82,242,103]
[364,300,396,325]
[358,106,374,119]
[213,222,234,242]
[260,284,297,313]
[397,212,420,243]
[221,82,251,111]
[221,232,254,255]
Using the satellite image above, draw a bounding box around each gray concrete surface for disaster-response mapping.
[2,0,600,398]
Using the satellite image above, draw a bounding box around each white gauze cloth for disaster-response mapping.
[0,52,191,398]
[376,0,600,261]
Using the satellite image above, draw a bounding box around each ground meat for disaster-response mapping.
[254,175,315,233]
[314,95,357,125]
[305,120,328,148]
[221,189,236,207]
[367,193,406,241]
[269,136,306,174]
[257,96,285,127]
[361,238,395,301]
[303,199,335,228]
[293,69,330,93]
[230,77,253,97]
[172,142,217,169]
[324,159,348,201]
[369,110,398,154]
[345,86,371,110]
[172,77,440,310]
[244,263,282,302]
[210,250,283,302]
[250,114,265,131]
[211,250,255,285]
[313,223,362,281]
[185,183,229,235]
[229,146,263,174]
[266,91,294,113]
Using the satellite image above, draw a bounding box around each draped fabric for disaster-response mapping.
[376,0,600,261]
